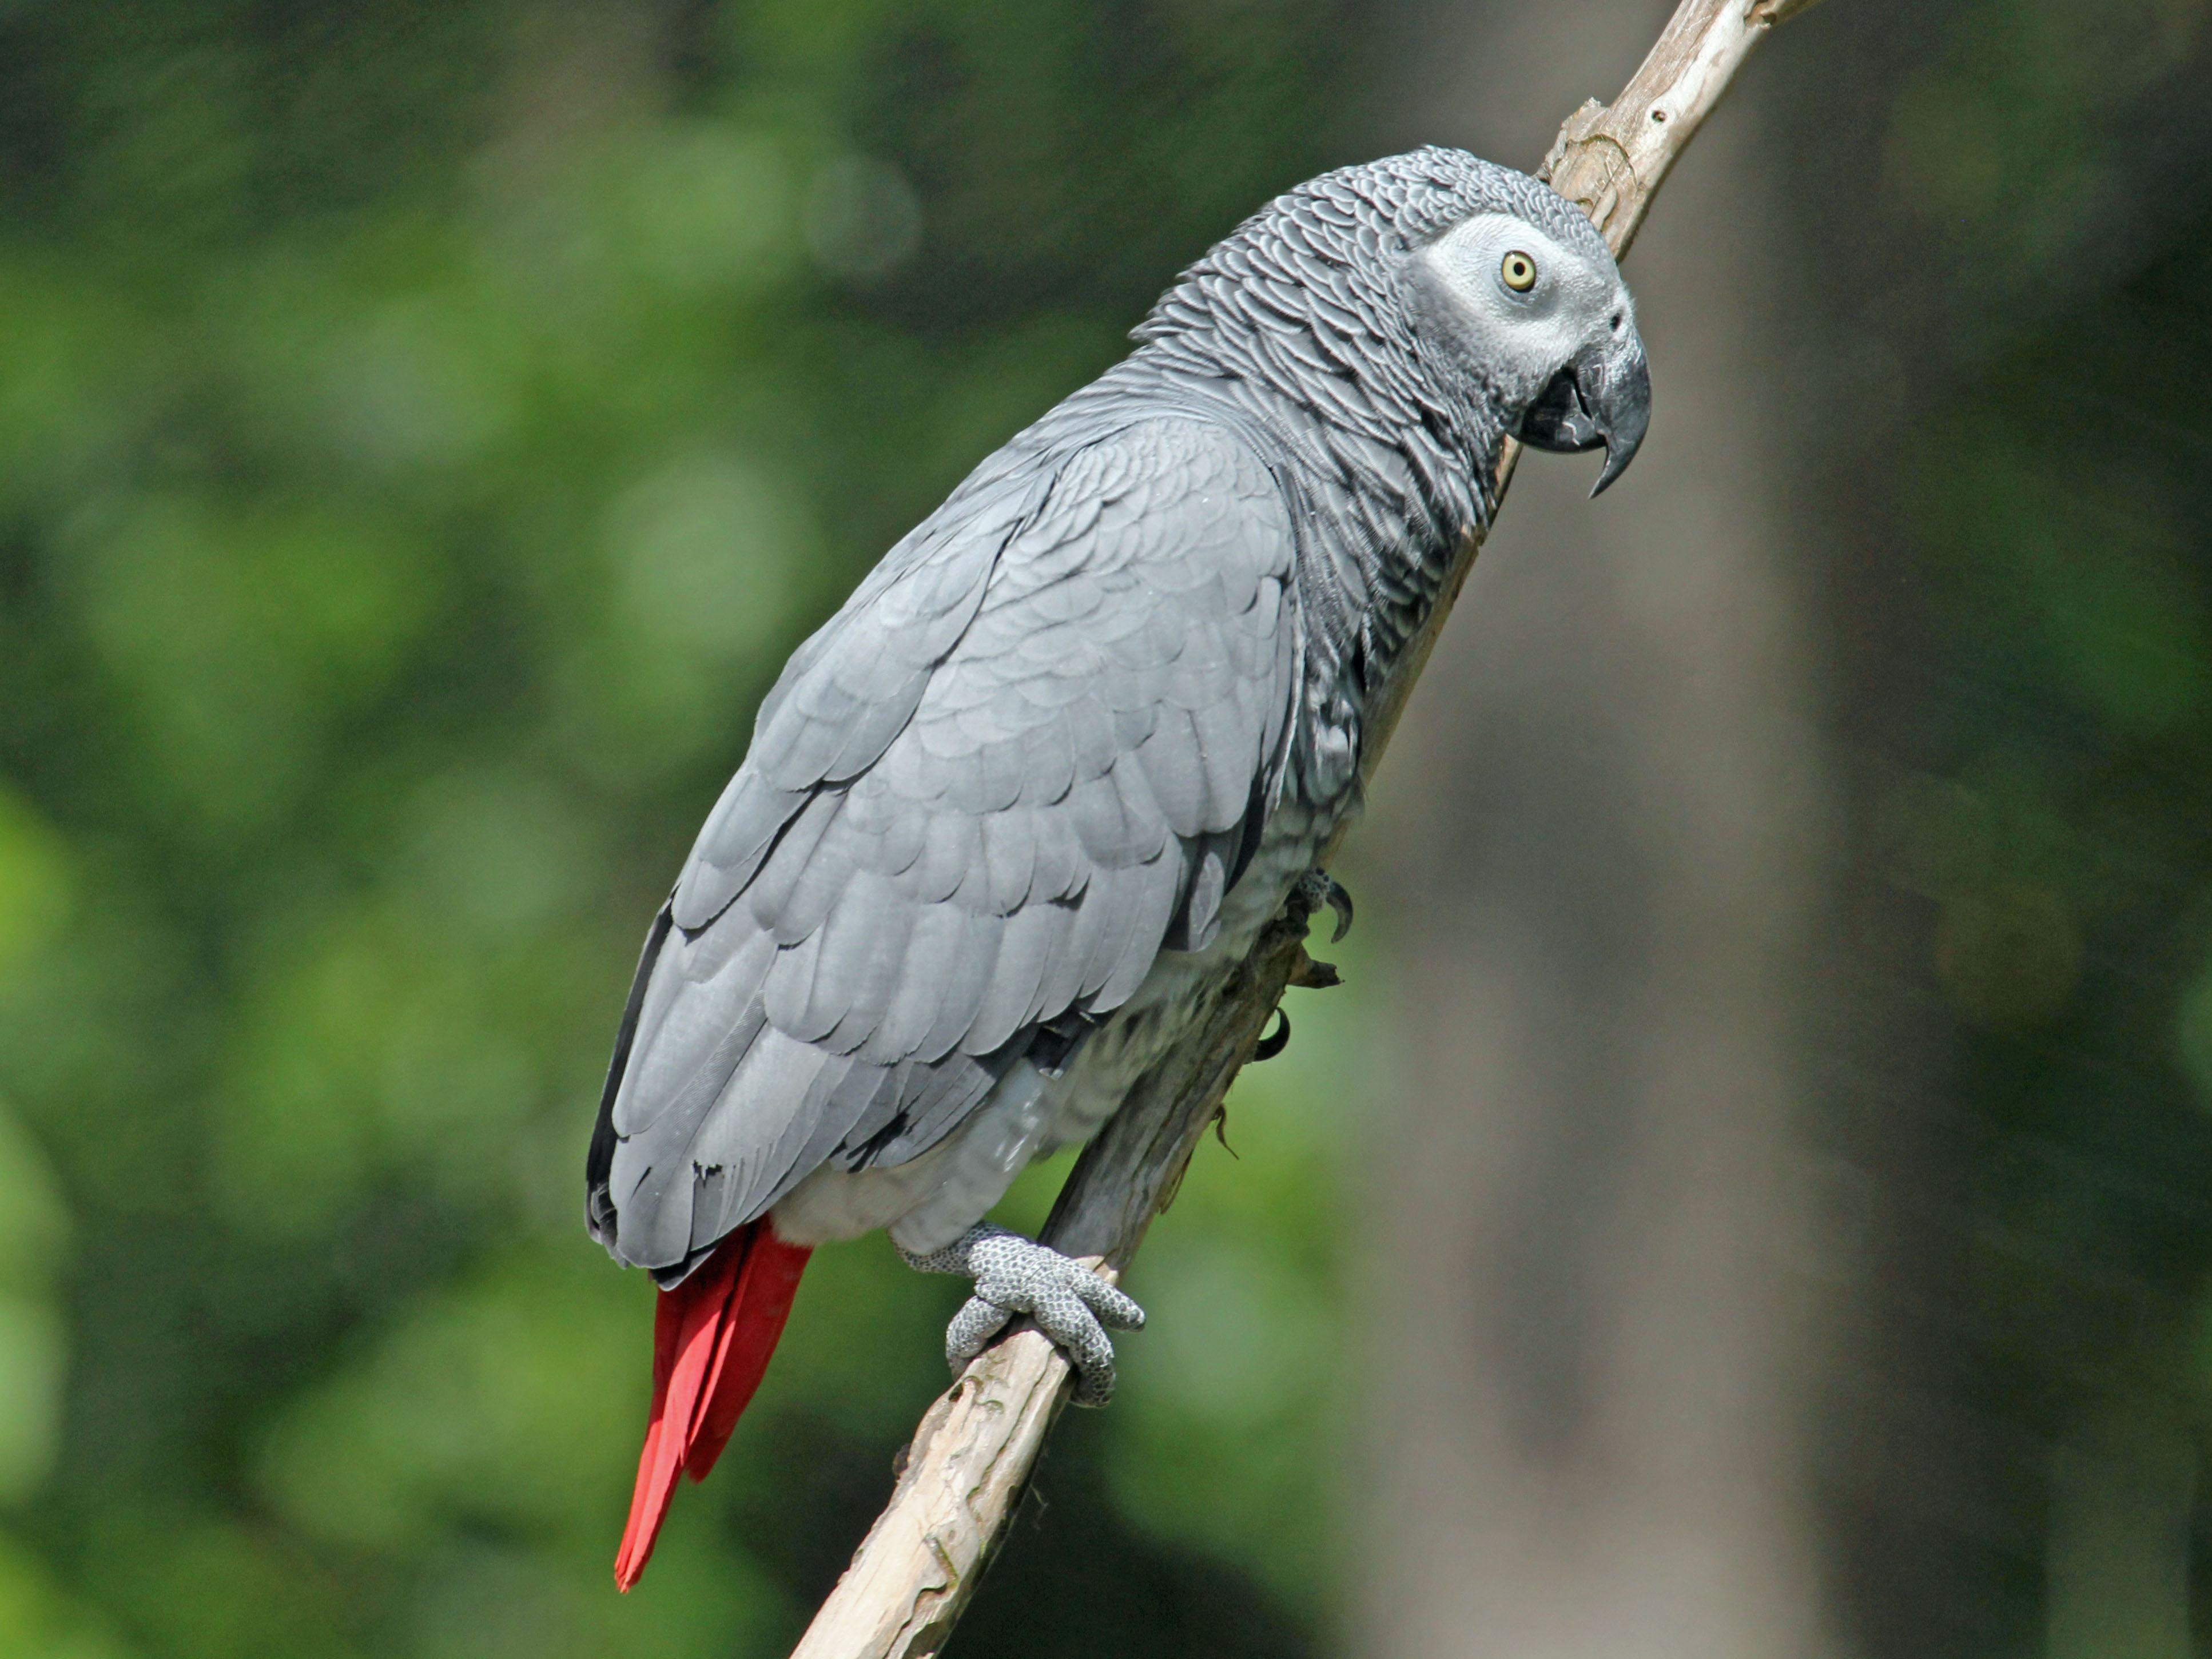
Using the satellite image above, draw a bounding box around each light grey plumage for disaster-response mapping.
[586,148,1650,1389]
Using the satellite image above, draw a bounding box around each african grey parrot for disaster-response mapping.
[587,145,1649,1586]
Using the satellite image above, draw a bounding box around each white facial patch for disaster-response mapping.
[1414,212,1630,389]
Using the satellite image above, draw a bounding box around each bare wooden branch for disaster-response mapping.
[789,5,1817,1653]
[1539,0,1821,259]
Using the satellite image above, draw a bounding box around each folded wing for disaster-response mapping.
[587,415,1299,1276]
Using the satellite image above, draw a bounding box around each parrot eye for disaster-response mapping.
[1500,250,1538,292]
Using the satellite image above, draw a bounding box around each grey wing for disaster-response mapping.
[586,416,1299,1276]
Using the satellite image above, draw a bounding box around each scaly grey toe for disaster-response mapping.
[900,1223,1145,1407]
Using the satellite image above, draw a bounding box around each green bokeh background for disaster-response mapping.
[0,3,1358,1654]
[0,1,2210,1656]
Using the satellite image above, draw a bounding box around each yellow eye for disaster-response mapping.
[1501,250,1537,292]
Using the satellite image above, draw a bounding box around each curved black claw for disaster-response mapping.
[1294,868,1355,944]
[1323,877,1354,944]
[901,1224,1145,1407]
[1254,1006,1291,1061]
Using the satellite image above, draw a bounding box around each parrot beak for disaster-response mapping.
[1516,336,1652,496]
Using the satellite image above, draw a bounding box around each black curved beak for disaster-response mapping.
[1516,337,1652,496]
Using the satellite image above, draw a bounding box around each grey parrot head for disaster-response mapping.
[1136,147,1652,503]
[1403,193,1651,495]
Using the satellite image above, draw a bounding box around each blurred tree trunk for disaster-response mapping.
[1348,5,1837,1655]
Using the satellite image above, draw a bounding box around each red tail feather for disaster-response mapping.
[614,1219,811,1590]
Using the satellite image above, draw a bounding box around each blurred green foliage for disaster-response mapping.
[1849,1,2212,1650]
[0,3,1355,1655]
[1895,220,2212,1649]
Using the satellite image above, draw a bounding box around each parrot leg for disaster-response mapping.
[898,1223,1145,1406]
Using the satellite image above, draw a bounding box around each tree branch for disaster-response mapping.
[787,4,1818,1653]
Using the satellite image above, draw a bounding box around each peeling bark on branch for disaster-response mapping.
[786,5,1816,1654]
[1539,0,1821,258]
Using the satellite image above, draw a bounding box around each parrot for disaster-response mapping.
[585,145,1650,1587]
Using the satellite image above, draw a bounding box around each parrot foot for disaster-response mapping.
[898,1224,1144,1407]
[1291,868,1354,943]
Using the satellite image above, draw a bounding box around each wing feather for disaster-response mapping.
[864,901,966,1063]
[918,909,1005,1064]
[591,415,1302,1272]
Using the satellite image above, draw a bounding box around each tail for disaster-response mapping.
[614,1219,812,1590]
